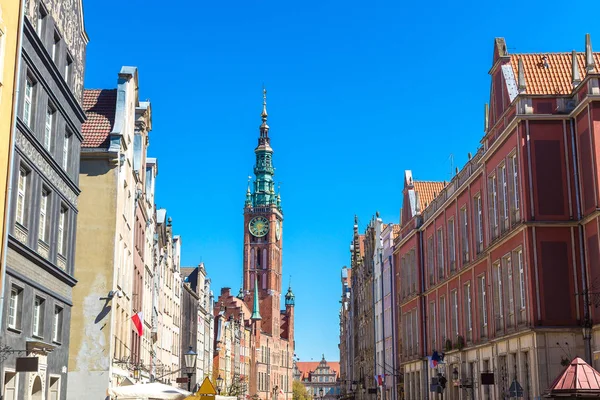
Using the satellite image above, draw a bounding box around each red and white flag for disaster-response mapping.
[132,312,143,336]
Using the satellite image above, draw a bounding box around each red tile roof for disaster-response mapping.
[510,52,600,95]
[296,361,340,381]
[82,89,117,148]
[549,357,600,394]
[413,181,445,210]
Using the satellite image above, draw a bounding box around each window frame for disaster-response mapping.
[8,285,23,330]
[52,305,63,343]
[24,78,33,127]
[448,218,456,271]
[436,228,444,279]
[460,206,469,263]
[33,295,45,338]
[474,194,483,253]
[16,167,28,225]
[57,206,67,255]
[44,105,55,151]
[38,189,49,242]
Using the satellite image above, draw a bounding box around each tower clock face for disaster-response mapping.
[275,220,281,241]
[249,216,269,237]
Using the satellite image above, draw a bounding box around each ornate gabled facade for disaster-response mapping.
[2,0,87,399]
[295,356,341,399]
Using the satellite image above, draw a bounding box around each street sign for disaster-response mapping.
[177,377,189,383]
[196,377,217,396]
[509,379,524,398]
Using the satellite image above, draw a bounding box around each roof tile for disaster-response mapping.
[413,181,445,210]
[82,89,117,148]
[510,52,600,95]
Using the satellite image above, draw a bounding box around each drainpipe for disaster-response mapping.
[388,254,397,400]
[570,117,592,363]
[418,227,429,400]
[0,0,26,326]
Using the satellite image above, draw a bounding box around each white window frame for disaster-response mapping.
[466,282,472,333]
[49,375,61,400]
[8,287,20,329]
[475,195,483,249]
[517,249,525,309]
[461,207,469,262]
[448,218,456,268]
[62,133,69,170]
[33,296,43,337]
[44,107,53,150]
[451,290,459,338]
[496,264,503,316]
[3,368,19,400]
[430,301,437,350]
[39,190,48,242]
[24,79,33,127]
[481,276,487,326]
[437,228,444,279]
[501,164,509,221]
[57,207,66,255]
[491,175,498,228]
[16,168,27,225]
[512,154,520,211]
[505,255,514,315]
[53,306,63,342]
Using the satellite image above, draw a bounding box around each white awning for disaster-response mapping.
[108,382,192,399]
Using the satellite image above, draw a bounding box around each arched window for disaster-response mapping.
[256,249,261,269]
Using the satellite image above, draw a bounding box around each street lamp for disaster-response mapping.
[313,393,317,400]
[452,367,459,381]
[133,367,140,381]
[216,374,224,395]
[319,388,324,400]
[183,347,197,392]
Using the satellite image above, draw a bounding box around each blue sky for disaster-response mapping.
[82,0,600,361]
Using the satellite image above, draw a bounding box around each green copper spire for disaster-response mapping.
[251,276,262,320]
[251,88,277,207]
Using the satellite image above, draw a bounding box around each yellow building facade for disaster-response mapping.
[0,0,23,299]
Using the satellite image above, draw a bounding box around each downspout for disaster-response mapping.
[388,254,397,400]
[418,226,429,400]
[0,0,25,325]
[570,117,592,363]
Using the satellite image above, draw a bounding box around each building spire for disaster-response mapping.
[572,50,582,88]
[251,276,262,320]
[517,57,526,93]
[586,33,596,73]
[260,87,269,141]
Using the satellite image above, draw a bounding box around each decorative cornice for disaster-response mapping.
[16,130,78,207]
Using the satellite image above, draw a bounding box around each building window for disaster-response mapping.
[436,228,444,279]
[8,286,23,330]
[53,306,63,343]
[488,174,499,239]
[448,218,456,272]
[515,249,525,311]
[464,282,472,342]
[474,195,483,254]
[33,296,45,337]
[439,296,446,343]
[3,370,18,400]
[493,262,503,332]
[511,154,520,216]
[451,289,459,341]
[24,78,33,127]
[49,376,60,400]
[57,206,67,255]
[460,207,469,264]
[478,274,488,338]
[500,164,509,231]
[504,254,515,328]
[36,5,47,39]
[65,54,73,86]
[38,190,49,242]
[16,168,28,225]
[428,235,434,285]
[62,132,70,170]
[430,301,437,351]
[52,31,60,64]
[410,249,416,293]
[44,106,54,151]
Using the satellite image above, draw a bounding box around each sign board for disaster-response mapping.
[176,377,189,383]
[15,357,38,372]
[196,377,217,396]
[367,388,377,394]
[509,379,524,398]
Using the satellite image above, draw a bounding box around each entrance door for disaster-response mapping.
[31,376,43,400]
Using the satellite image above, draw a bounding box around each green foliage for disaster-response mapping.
[456,335,465,351]
[293,381,311,400]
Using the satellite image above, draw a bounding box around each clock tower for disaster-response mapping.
[243,89,284,336]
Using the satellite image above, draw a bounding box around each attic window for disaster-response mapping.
[541,56,549,69]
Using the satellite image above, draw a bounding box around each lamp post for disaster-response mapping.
[351,382,357,399]
[217,374,224,395]
[183,347,197,392]
[319,387,324,400]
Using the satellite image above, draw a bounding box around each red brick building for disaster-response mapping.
[395,35,600,400]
